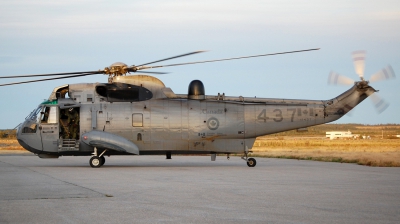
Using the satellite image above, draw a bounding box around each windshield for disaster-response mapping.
[27,106,42,121]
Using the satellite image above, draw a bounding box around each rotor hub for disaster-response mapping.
[104,62,130,83]
[355,80,370,89]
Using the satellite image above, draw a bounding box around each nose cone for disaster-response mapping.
[16,121,43,154]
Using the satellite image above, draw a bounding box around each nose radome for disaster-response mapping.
[15,121,43,155]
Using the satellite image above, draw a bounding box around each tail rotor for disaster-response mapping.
[328,51,395,114]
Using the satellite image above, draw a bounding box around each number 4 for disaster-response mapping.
[257,109,269,122]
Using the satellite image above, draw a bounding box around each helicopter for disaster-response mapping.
[0,49,395,168]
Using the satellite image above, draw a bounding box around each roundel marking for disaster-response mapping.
[207,117,219,130]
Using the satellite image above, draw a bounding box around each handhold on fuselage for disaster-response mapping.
[81,130,140,155]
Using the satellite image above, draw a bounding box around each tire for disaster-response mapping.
[247,158,257,167]
[100,156,106,166]
[90,156,102,168]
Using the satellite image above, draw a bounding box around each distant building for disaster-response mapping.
[326,131,359,140]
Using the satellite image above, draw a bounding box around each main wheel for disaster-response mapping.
[90,156,102,168]
[100,156,106,166]
[247,158,257,167]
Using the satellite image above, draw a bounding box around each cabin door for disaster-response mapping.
[59,107,80,139]
[39,106,59,152]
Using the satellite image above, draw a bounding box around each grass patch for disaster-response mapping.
[0,139,24,151]
[251,137,400,167]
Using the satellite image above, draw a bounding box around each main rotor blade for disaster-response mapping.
[138,71,169,75]
[134,50,207,67]
[0,73,100,87]
[369,65,396,83]
[352,50,366,79]
[136,48,320,71]
[366,90,389,114]
[0,70,103,79]
[328,71,355,85]
[126,69,168,75]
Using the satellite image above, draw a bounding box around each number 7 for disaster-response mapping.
[287,108,296,122]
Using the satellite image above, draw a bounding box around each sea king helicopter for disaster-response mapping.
[0,49,395,167]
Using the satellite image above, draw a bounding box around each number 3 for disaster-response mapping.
[273,109,283,122]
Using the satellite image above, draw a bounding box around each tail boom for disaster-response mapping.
[324,81,375,121]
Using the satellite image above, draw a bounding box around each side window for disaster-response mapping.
[132,113,143,127]
[41,107,57,124]
[22,124,37,133]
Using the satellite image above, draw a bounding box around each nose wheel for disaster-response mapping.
[90,156,101,168]
[241,149,257,167]
[90,147,107,168]
[246,158,256,167]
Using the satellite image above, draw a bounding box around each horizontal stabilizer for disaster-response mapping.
[81,131,139,155]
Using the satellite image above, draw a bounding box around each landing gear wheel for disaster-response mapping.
[247,158,257,167]
[100,156,106,166]
[90,156,102,168]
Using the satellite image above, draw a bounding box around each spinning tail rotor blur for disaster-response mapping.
[328,51,395,114]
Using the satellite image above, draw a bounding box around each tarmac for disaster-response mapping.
[0,153,399,224]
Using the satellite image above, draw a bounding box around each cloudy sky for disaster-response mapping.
[1,0,399,129]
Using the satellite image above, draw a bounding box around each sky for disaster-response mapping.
[0,0,399,129]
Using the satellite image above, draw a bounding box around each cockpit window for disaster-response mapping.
[40,106,57,124]
[22,123,37,133]
[22,106,41,133]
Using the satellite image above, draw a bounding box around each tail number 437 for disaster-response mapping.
[257,108,312,122]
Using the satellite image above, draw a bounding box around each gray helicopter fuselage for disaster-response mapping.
[16,75,371,158]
